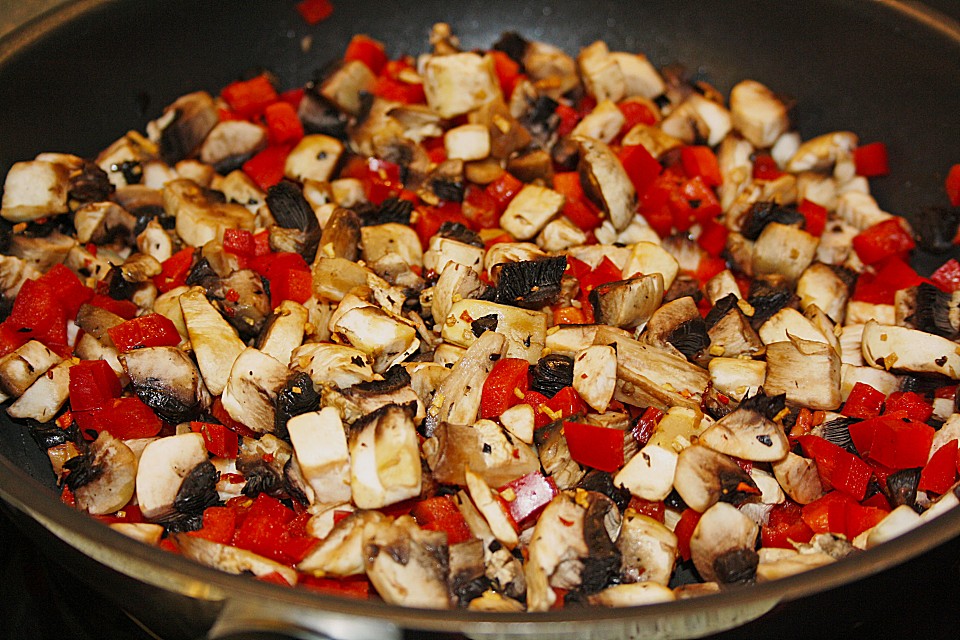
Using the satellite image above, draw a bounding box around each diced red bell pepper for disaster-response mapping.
[853,142,890,178]
[480,358,530,419]
[212,397,259,438]
[523,390,553,429]
[221,75,278,119]
[373,75,426,105]
[223,228,256,258]
[154,248,195,294]
[680,146,722,187]
[801,491,853,536]
[555,103,581,137]
[107,313,181,353]
[73,397,163,439]
[243,144,294,191]
[553,306,587,325]
[762,501,815,548]
[619,144,663,197]
[489,50,522,98]
[300,575,371,599]
[918,439,959,495]
[841,382,885,419]
[851,255,925,305]
[88,294,137,320]
[553,172,603,231]
[499,471,559,528]
[797,199,828,237]
[861,491,892,511]
[562,420,624,473]
[249,251,311,281]
[852,218,916,265]
[295,0,334,25]
[572,256,622,293]
[797,435,871,500]
[751,152,785,181]
[414,203,472,250]
[410,496,474,544]
[190,421,240,459]
[268,268,314,307]
[5,278,67,349]
[279,87,305,109]
[462,185,501,230]
[545,386,587,419]
[867,418,934,469]
[930,258,960,293]
[188,506,238,544]
[37,263,93,319]
[670,175,722,231]
[232,493,296,562]
[696,220,729,257]
[0,321,29,359]
[617,100,657,134]
[674,508,702,561]
[631,406,664,447]
[69,359,122,411]
[264,101,304,146]
[627,497,665,522]
[485,172,524,212]
[274,511,320,564]
[695,255,728,285]
[947,164,960,207]
[343,34,388,75]
[845,502,889,538]
[883,391,933,423]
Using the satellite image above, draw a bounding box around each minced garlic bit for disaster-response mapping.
[709,344,726,356]
[737,299,756,317]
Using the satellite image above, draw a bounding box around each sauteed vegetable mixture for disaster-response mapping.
[2,24,960,610]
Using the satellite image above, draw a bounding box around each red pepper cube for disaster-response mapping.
[6,278,68,348]
[696,220,729,257]
[674,508,702,561]
[545,386,587,421]
[489,50,522,98]
[220,75,279,119]
[801,491,853,536]
[841,382,886,419]
[761,501,815,549]
[918,439,959,495]
[269,268,314,307]
[627,497,666,522]
[264,101,304,146]
[486,172,524,212]
[554,103,581,137]
[751,152,785,181]
[190,421,240,459]
[410,496,474,544]
[301,575,371,599]
[232,493,296,561]
[930,258,960,293]
[107,313,182,353]
[680,145,722,187]
[154,248,196,293]
[89,294,138,320]
[852,218,916,265]
[68,359,122,411]
[554,172,603,231]
[296,0,334,25]
[797,199,828,237]
[617,99,657,134]
[188,506,238,544]
[480,357,530,419]
[851,255,924,305]
[631,406,664,448]
[947,163,960,208]
[797,435,871,500]
[883,391,933,423]
[249,251,311,281]
[868,418,934,469]
[73,396,163,439]
[853,142,890,178]
[243,144,294,191]
[373,75,426,105]
[223,228,255,258]
[500,471,559,528]
[36,263,93,319]
[462,185,501,230]
[844,502,888,539]
[343,34,388,75]
[619,144,663,197]
[562,420,625,473]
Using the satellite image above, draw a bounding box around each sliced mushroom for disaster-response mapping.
[424,419,539,488]
[758,307,829,346]
[120,346,210,424]
[199,120,267,171]
[163,179,254,248]
[764,335,842,410]
[363,515,452,609]
[572,345,618,413]
[425,330,508,432]
[8,231,76,273]
[318,206,361,262]
[299,510,386,576]
[698,406,789,462]
[575,136,636,231]
[0,340,63,397]
[176,534,297,585]
[324,367,424,425]
[72,431,138,515]
[589,273,664,330]
[0,160,71,222]
[708,357,767,402]
[6,359,74,422]
[616,512,678,585]
[290,342,375,389]
[284,134,344,183]
[287,408,351,507]
[673,444,758,513]
[689,502,759,584]
[136,432,208,521]
[771,452,823,505]
[614,444,678,502]
[348,404,422,509]
[221,347,290,434]
[729,80,789,148]
[588,582,676,607]
[440,298,547,364]
[622,241,680,290]
[534,420,586,490]
[331,304,420,373]
[499,184,566,241]
[861,320,960,379]
[179,286,246,396]
[422,52,499,118]
[786,131,858,173]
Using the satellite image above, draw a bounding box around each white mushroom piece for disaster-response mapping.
[348,404,422,510]
[424,419,539,488]
[298,511,386,577]
[120,346,211,425]
[697,404,790,462]
[363,515,452,609]
[176,534,298,585]
[729,80,789,148]
[220,347,290,434]
[525,490,622,612]
[673,444,758,513]
[574,136,636,232]
[616,512,678,586]
[135,432,210,521]
[72,432,138,516]
[163,178,255,248]
[287,408,352,507]
[689,502,760,584]
[861,320,960,379]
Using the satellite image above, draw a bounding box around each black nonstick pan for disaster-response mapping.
[0,1,959,639]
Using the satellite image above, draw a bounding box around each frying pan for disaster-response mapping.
[1,1,959,639]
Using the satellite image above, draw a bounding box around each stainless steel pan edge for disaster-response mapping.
[0,1,959,638]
